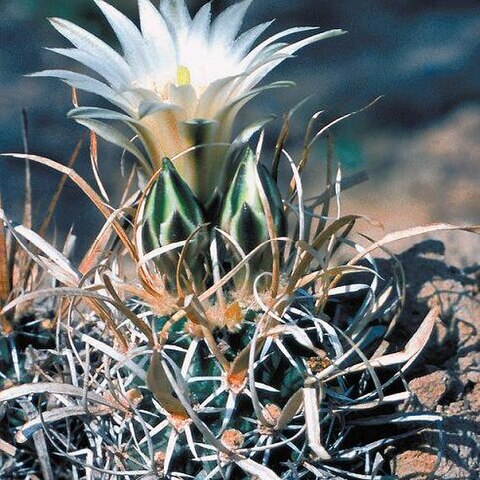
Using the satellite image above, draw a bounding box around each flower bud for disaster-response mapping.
[142,157,206,290]
[219,148,287,276]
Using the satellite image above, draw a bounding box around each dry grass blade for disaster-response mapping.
[255,134,281,298]
[157,237,294,342]
[0,196,10,303]
[16,405,110,444]
[16,110,34,289]
[210,231,227,310]
[78,332,146,380]
[16,139,84,299]
[183,295,230,371]
[332,392,410,413]
[0,438,17,457]
[236,458,282,480]
[0,197,12,334]
[306,97,384,152]
[0,215,80,284]
[324,223,480,300]
[247,324,269,426]
[277,388,303,431]
[38,138,83,240]
[102,274,154,345]
[272,114,291,182]
[0,286,102,316]
[21,109,32,231]
[229,315,273,379]
[1,286,130,352]
[352,223,480,262]
[287,215,359,292]
[18,400,54,480]
[296,109,325,188]
[0,382,123,410]
[214,227,250,294]
[296,264,378,290]
[327,325,385,402]
[200,237,291,301]
[326,306,439,379]
[90,131,110,202]
[71,86,79,108]
[272,96,312,181]
[311,132,334,242]
[176,223,210,295]
[307,170,369,209]
[1,153,136,260]
[79,204,135,275]
[160,355,229,454]
[303,382,330,460]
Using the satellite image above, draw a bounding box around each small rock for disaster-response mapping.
[442,400,465,415]
[467,383,480,411]
[457,353,480,385]
[393,450,438,479]
[409,370,450,409]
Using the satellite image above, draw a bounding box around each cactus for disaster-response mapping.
[0,1,465,479]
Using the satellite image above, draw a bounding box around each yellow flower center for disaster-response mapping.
[176,65,191,86]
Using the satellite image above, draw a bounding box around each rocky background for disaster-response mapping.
[382,241,479,478]
[0,1,479,477]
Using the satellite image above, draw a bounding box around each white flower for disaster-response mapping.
[32,0,344,204]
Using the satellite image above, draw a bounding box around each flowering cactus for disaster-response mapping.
[31,0,344,204]
[0,2,449,480]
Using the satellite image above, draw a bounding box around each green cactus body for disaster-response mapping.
[141,301,340,479]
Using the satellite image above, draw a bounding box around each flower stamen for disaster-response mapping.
[177,65,191,87]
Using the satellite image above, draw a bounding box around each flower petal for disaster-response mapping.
[138,101,181,120]
[94,0,150,76]
[48,17,131,81]
[187,2,211,49]
[240,29,347,92]
[160,0,192,47]
[138,0,176,74]
[280,28,347,57]
[231,20,274,63]
[68,106,141,125]
[169,84,198,119]
[210,0,253,49]
[76,118,152,174]
[28,69,132,111]
[195,75,243,119]
[46,47,127,89]
[239,26,319,70]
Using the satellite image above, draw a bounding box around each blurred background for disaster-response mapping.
[1,0,479,265]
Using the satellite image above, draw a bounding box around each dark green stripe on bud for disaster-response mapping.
[219,148,287,275]
[142,157,206,291]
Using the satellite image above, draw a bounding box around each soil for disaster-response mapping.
[389,240,480,478]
